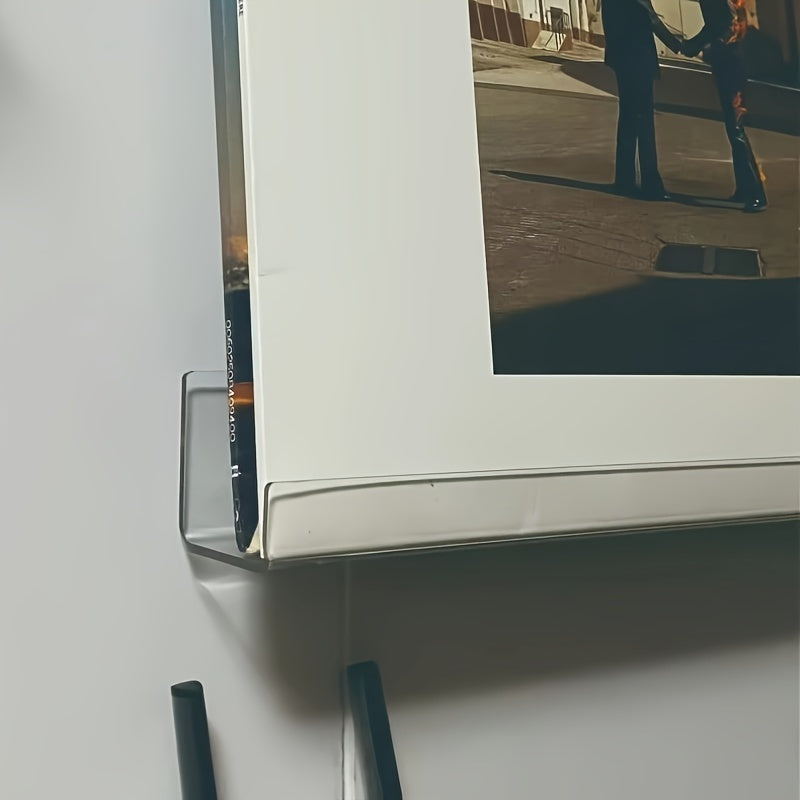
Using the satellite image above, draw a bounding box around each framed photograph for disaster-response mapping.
[195,0,799,566]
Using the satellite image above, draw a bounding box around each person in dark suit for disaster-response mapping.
[682,0,767,212]
[602,0,682,199]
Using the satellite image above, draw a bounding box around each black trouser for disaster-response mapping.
[708,43,765,201]
[613,66,663,191]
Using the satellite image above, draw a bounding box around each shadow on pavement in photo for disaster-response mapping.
[490,275,800,375]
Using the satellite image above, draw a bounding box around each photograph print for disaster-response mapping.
[469,0,799,375]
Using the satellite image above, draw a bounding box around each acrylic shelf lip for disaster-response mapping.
[179,371,800,570]
[179,370,266,571]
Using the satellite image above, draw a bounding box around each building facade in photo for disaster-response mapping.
[469,0,799,85]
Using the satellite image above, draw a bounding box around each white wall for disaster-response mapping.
[521,0,540,21]
[0,3,343,798]
[349,525,798,799]
[0,2,796,799]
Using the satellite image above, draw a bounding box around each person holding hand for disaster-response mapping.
[602,0,682,200]
[682,1,767,212]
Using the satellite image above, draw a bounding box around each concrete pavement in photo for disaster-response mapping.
[475,85,799,320]
[473,76,800,375]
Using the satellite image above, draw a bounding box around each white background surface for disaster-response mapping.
[349,528,798,799]
[0,3,343,797]
[0,2,796,799]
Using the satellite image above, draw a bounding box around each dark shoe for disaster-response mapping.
[730,128,767,212]
[641,187,672,202]
[729,189,767,211]
[640,175,670,201]
[743,196,768,213]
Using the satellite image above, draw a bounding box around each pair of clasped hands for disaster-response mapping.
[670,34,705,60]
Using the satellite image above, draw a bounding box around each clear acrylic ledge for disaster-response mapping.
[179,371,800,571]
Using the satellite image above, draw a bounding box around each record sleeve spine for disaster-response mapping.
[210,0,259,552]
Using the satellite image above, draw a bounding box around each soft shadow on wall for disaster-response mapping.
[182,519,798,711]
[346,521,798,701]
[187,554,346,719]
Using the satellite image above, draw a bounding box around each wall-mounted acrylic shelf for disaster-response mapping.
[180,371,800,572]
[179,371,265,571]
